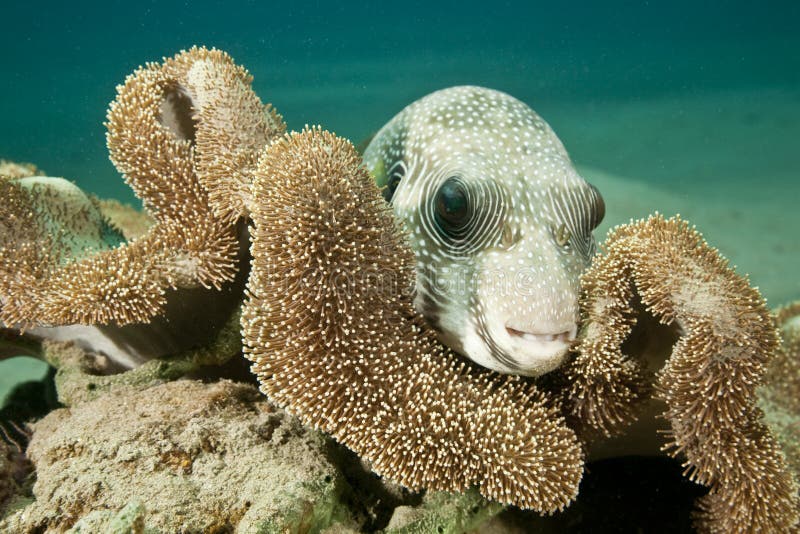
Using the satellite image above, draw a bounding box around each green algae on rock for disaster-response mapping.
[383,489,503,534]
[70,502,147,534]
[41,305,241,407]
[0,440,29,519]
[760,302,800,480]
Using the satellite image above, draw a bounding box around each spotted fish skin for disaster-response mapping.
[363,86,604,377]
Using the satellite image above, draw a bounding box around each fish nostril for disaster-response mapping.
[554,223,571,247]
[500,223,520,249]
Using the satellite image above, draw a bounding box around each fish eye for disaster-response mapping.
[434,176,470,234]
[589,183,605,229]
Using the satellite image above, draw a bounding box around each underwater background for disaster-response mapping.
[1,2,799,531]
[2,0,799,401]
[3,1,799,306]
[3,0,800,405]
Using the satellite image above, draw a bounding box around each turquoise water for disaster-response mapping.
[3,2,798,200]
[3,1,799,394]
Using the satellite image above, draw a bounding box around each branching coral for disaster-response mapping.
[556,214,799,533]
[241,128,584,513]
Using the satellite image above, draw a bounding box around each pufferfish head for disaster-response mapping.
[363,86,604,377]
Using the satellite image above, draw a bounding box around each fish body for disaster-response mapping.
[363,86,603,376]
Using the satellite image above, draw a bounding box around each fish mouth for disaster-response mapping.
[493,322,579,376]
[505,325,578,344]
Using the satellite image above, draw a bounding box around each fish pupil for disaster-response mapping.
[435,177,469,232]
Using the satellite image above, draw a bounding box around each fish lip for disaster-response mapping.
[504,324,578,344]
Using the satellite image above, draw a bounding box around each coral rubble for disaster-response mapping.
[1,376,356,533]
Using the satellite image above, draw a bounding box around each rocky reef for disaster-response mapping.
[6,376,347,532]
[0,340,500,532]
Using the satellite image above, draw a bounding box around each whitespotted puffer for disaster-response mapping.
[364,86,604,376]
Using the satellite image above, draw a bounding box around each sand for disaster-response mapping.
[583,164,800,307]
